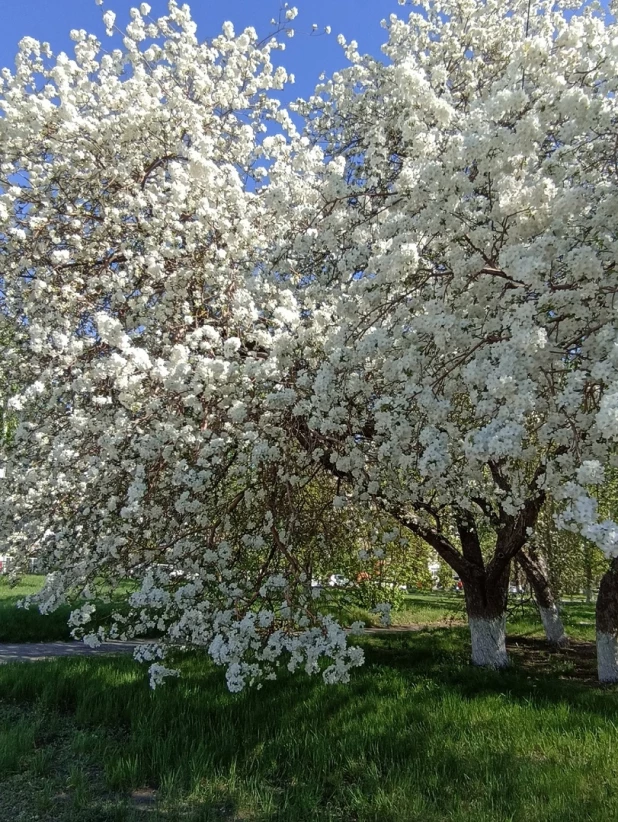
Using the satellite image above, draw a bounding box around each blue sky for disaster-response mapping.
[0,0,410,100]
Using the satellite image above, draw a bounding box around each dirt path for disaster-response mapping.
[0,640,138,663]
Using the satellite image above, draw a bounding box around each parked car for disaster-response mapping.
[127,562,192,580]
[328,574,350,587]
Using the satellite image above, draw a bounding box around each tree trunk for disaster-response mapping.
[596,557,618,683]
[584,543,594,604]
[519,547,568,647]
[381,480,546,671]
[463,569,510,669]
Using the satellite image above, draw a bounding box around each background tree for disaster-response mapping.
[518,544,568,647]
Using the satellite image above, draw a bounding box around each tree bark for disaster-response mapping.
[388,498,547,670]
[307,431,547,671]
[294,414,557,673]
[519,547,568,647]
[596,557,618,683]
[463,567,510,669]
[584,543,594,604]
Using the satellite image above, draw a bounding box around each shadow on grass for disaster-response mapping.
[1,625,618,821]
[356,626,616,714]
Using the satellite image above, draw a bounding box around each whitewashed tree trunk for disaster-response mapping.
[597,633,618,683]
[464,567,510,669]
[519,547,568,647]
[596,558,618,683]
[468,616,508,669]
[538,605,568,648]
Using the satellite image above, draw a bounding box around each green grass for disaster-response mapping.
[391,590,466,626]
[322,587,598,642]
[0,613,615,822]
[509,600,596,643]
[0,575,75,642]
[314,588,467,630]
[0,578,608,818]
[0,575,138,642]
[0,576,598,643]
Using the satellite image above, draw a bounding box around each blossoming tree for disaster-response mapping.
[2,0,618,685]
[273,0,618,674]
[518,544,568,647]
[0,2,372,690]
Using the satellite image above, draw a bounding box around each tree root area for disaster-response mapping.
[507,635,598,682]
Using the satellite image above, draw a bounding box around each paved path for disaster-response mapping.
[0,640,139,663]
[0,623,460,664]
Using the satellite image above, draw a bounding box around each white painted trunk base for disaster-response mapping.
[538,605,568,647]
[597,632,618,683]
[469,616,508,669]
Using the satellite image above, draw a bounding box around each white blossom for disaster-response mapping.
[102,10,116,32]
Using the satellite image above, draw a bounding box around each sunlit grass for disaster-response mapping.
[0,576,599,647]
[0,575,138,643]
[0,575,73,642]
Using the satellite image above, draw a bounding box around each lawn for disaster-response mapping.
[0,576,596,643]
[0,576,464,642]
[0,581,614,821]
[0,575,74,642]
[0,575,138,642]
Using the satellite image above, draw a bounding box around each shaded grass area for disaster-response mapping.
[0,625,616,821]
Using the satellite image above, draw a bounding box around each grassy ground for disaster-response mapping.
[0,575,138,642]
[321,589,467,630]
[0,575,75,642]
[0,577,461,641]
[0,576,596,642]
[327,587,597,642]
[0,580,614,821]
[0,627,614,822]
[390,590,466,626]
